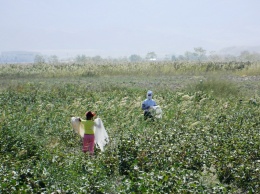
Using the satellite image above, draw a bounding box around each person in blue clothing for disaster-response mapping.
[142,90,157,120]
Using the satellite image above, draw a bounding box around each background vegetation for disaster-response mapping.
[0,61,260,193]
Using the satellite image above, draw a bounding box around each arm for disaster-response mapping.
[142,102,150,111]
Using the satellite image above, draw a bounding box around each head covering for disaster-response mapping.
[147,90,153,100]
[86,111,96,120]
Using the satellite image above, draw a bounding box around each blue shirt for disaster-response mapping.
[142,99,156,112]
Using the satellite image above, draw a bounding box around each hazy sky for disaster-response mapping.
[1,0,260,58]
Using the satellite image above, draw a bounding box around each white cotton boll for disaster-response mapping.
[182,95,191,101]
[71,117,84,137]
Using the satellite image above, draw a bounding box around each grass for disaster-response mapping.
[0,61,260,193]
[186,77,241,99]
[235,62,260,76]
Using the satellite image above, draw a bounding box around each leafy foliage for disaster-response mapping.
[0,62,260,193]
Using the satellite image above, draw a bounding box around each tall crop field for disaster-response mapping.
[0,61,260,193]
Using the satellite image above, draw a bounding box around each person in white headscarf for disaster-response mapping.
[142,90,157,120]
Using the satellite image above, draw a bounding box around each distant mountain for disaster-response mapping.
[218,46,260,56]
[0,51,40,63]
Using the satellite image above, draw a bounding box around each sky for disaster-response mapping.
[1,0,260,58]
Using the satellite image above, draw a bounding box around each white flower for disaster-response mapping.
[182,95,190,101]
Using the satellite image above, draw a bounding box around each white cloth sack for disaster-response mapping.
[93,118,109,152]
[150,105,163,119]
[71,117,84,137]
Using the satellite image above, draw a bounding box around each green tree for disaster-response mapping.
[129,54,142,62]
[178,55,185,61]
[145,52,157,61]
[92,55,102,62]
[34,55,45,64]
[184,51,197,61]
[48,55,59,64]
[239,51,260,62]
[171,55,177,61]
[194,47,206,63]
[208,51,222,63]
[75,55,87,63]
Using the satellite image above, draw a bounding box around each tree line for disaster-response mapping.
[31,47,260,64]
